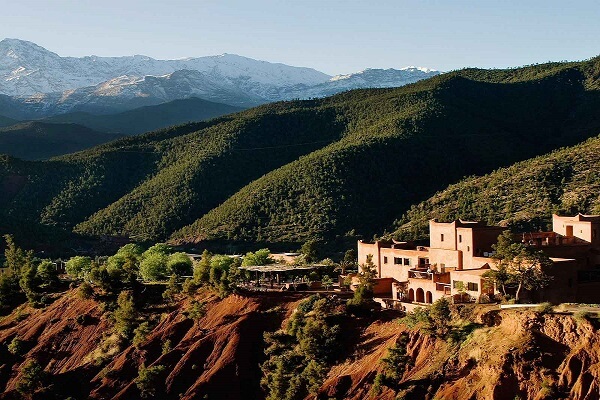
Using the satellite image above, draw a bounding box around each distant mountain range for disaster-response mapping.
[0,38,439,119]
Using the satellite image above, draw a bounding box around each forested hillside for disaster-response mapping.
[0,122,123,160]
[2,57,600,248]
[391,135,600,240]
[0,115,17,128]
[43,97,244,135]
[174,59,600,245]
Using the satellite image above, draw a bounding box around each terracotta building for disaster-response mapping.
[357,214,600,305]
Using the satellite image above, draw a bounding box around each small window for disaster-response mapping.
[453,280,463,289]
[459,235,462,243]
[394,257,402,265]
[383,256,388,264]
[404,258,410,266]
[440,263,445,272]
[467,282,479,291]
[467,246,470,252]
[441,234,444,242]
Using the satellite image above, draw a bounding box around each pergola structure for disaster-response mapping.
[239,264,322,288]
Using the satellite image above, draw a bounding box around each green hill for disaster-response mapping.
[0,114,18,128]
[0,122,123,160]
[1,57,600,249]
[43,97,244,135]
[391,135,600,240]
[173,59,600,245]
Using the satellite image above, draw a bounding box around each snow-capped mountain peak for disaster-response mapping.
[0,39,440,119]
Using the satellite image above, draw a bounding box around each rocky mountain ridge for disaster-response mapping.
[0,39,439,118]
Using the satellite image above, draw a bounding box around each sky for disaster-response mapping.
[2,0,600,75]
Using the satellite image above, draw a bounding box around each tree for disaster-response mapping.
[113,291,137,337]
[139,253,168,282]
[428,297,452,337]
[321,275,333,290]
[3,234,25,273]
[162,274,180,302]
[242,249,273,266]
[65,256,92,279]
[482,264,511,296]
[492,230,553,302]
[166,252,192,276]
[0,274,21,309]
[106,243,143,281]
[136,363,166,398]
[347,254,377,310]
[19,252,38,304]
[300,240,319,263]
[36,260,59,288]
[187,300,206,321]
[381,333,411,381]
[193,249,212,283]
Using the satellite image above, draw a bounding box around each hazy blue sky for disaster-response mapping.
[3,0,599,75]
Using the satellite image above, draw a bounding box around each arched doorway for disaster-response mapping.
[416,288,424,303]
[426,291,433,304]
[408,288,414,302]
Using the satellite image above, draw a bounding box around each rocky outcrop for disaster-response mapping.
[0,292,598,400]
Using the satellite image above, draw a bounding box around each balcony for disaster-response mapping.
[408,268,433,280]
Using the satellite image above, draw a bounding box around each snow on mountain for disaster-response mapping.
[0,38,331,98]
[0,39,440,118]
[281,68,440,100]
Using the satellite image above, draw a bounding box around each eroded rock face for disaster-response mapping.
[317,310,600,400]
[0,293,599,400]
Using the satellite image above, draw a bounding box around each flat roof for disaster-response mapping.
[452,268,491,276]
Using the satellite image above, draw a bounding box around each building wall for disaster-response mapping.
[429,221,458,250]
[357,241,381,275]
[427,248,462,271]
[379,248,426,282]
[450,270,492,300]
[553,214,600,246]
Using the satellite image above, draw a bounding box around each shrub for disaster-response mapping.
[321,275,333,290]
[399,307,430,329]
[0,274,21,309]
[7,337,24,355]
[187,300,206,321]
[133,322,153,348]
[136,364,166,397]
[181,278,198,295]
[162,339,172,355]
[537,302,554,315]
[16,359,46,395]
[574,310,595,322]
[297,295,321,313]
[371,372,384,396]
[78,281,94,299]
